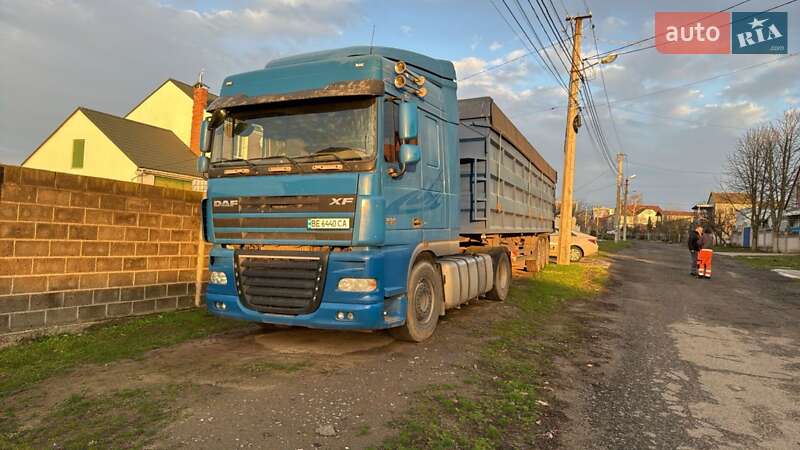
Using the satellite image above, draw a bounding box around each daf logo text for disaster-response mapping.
[213,199,239,208]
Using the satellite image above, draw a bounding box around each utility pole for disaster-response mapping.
[622,177,630,241]
[614,153,624,242]
[557,13,591,265]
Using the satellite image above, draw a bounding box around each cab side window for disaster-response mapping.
[383,100,400,162]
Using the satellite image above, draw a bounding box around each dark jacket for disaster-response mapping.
[688,231,701,251]
[700,232,715,249]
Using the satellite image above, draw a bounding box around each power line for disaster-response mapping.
[495,0,569,92]
[587,11,625,157]
[613,107,748,131]
[628,159,720,175]
[509,0,570,87]
[590,0,797,59]
[531,52,798,113]
[587,0,753,59]
[575,170,607,192]
[460,51,532,80]
[580,83,617,173]
[521,0,618,176]
[530,0,572,68]
[608,52,798,105]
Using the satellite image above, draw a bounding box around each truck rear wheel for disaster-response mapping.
[485,248,511,301]
[390,258,442,342]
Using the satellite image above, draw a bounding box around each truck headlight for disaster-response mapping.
[210,271,228,285]
[337,278,377,292]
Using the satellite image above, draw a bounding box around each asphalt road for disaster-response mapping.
[559,242,800,450]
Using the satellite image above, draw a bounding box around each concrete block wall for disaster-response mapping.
[0,165,206,336]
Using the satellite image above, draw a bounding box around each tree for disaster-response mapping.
[707,207,736,245]
[725,125,772,250]
[574,200,593,234]
[766,110,800,252]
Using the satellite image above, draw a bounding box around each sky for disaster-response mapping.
[1,0,798,210]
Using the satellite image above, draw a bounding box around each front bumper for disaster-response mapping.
[205,246,407,330]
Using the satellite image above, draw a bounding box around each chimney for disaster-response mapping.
[189,70,208,156]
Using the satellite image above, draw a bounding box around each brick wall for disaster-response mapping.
[0,165,206,336]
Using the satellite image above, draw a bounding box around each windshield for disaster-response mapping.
[210,98,376,164]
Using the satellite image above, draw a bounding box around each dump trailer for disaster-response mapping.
[198,46,557,342]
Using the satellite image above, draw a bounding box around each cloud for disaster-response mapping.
[489,41,503,51]
[603,16,628,30]
[193,0,353,38]
[470,35,482,51]
[672,105,699,116]
[0,0,359,163]
[400,25,412,35]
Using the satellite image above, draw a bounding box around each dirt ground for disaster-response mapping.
[7,241,799,449]
[7,285,519,448]
[555,241,800,450]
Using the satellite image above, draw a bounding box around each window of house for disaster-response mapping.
[71,139,85,168]
[153,176,192,190]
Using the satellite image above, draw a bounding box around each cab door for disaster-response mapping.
[419,113,447,235]
[382,100,423,239]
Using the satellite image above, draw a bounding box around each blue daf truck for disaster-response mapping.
[198,47,557,342]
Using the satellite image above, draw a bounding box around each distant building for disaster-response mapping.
[592,207,614,219]
[787,181,800,233]
[22,78,216,190]
[620,204,663,229]
[704,192,750,243]
[662,210,694,222]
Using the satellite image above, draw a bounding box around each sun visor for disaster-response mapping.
[207,80,385,111]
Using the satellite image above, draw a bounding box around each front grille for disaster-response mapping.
[234,250,328,315]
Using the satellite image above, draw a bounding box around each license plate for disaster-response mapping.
[307,218,350,230]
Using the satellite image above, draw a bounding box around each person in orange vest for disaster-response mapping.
[688,225,703,276]
[697,229,715,279]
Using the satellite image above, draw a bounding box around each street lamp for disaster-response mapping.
[622,174,636,241]
[581,53,619,71]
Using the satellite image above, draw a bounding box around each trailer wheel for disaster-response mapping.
[485,248,511,301]
[390,258,442,342]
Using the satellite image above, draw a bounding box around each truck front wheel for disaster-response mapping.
[391,258,442,342]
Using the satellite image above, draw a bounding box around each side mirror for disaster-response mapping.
[200,118,210,153]
[389,144,420,179]
[197,155,209,174]
[399,143,420,165]
[399,102,418,140]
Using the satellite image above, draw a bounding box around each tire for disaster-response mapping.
[390,258,442,342]
[485,248,511,301]
[569,245,584,262]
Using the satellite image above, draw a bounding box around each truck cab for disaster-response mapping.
[200,47,545,341]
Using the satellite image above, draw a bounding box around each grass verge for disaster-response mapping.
[711,245,762,253]
[598,240,632,254]
[381,262,608,449]
[736,255,800,270]
[0,309,251,400]
[1,384,189,449]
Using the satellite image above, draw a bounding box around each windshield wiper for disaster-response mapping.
[311,151,346,165]
[212,158,255,168]
[302,147,368,162]
[248,155,305,173]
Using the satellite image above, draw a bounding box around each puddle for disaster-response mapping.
[254,329,395,355]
